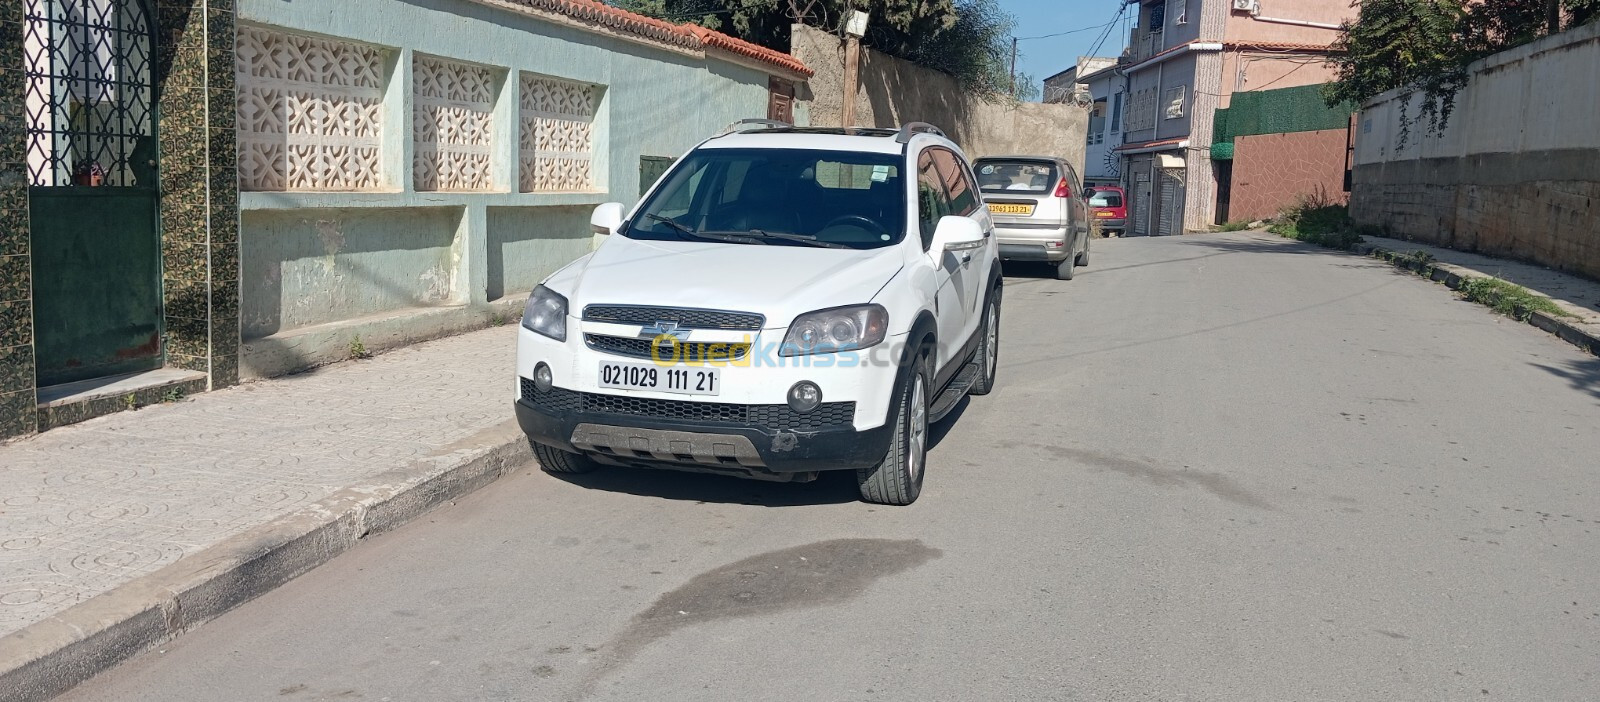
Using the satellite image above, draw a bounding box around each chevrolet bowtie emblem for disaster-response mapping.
[639,321,691,343]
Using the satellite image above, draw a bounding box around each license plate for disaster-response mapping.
[988,203,1035,216]
[598,361,721,396]
[1095,211,1115,218]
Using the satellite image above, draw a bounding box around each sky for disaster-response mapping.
[1003,0,1134,100]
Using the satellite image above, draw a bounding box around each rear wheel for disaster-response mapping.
[531,440,597,474]
[1076,233,1091,266]
[1053,255,1075,280]
[857,362,929,506]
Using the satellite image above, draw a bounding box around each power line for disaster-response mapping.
[1015,17,1123,42]
[1084,3,1130,60]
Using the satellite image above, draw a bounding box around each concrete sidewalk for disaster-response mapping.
[1357,235,1600,356]
[0,324,529,700]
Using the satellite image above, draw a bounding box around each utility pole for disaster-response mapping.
[1546,0,1561,34]
[1009,37,1019,97]
[842,10,869,127]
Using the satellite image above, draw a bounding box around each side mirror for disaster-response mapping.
[930,215,985,258]
[591,202,625,236]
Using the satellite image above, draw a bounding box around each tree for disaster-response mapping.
[1326,0,1600,143]
[609,0,1024,100]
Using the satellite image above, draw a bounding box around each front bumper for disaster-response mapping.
[515,390,894,473]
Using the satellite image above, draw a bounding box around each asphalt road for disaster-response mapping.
[58,232,1600,701]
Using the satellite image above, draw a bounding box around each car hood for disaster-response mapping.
[546,235,904,328]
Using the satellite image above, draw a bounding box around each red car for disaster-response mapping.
[1087,185,1127,237]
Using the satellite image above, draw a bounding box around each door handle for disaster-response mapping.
[961,253,972,265]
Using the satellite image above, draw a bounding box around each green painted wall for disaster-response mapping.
[237,0,794,352]
[241,208,461,339]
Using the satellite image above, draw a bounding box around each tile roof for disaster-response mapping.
[495,0,809,76]
[1224,41,1341,53]
[686,25,814,77]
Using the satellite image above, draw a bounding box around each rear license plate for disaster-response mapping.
[988,203,1035,216]
[1095,211,1114,218]
[598,361,721,396]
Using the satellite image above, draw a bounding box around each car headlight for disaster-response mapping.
[780,304,888,356]
[521,285,568,341]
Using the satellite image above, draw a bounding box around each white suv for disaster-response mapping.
[514,122,1002,505]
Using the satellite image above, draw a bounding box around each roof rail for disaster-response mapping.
[718,118,792,136]
[895,122,946,144]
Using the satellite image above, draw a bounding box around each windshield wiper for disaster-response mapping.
[644,215,766,245]
[740,229,852,250]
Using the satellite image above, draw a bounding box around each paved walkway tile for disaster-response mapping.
[0,325,517,638]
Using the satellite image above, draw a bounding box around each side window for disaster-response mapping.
[929,148,979,216]
[917,152,953,250]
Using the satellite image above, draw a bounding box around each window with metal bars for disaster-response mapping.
[22,0,155,188]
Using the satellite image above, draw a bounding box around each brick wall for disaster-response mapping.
[1229,129,1349,222]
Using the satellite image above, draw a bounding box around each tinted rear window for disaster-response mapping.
[1090,192,1124,207]
[975,160,1057,194]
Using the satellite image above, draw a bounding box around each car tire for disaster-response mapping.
[968,288,1000,396]
[1054,256,1075,280]
[857,358,929,506]
[1076,234,1091,267]
[531,440,597,474]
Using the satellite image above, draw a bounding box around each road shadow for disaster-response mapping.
[1531,356,1600,403]
[1180,234,1359,258]
[550,464,861,507]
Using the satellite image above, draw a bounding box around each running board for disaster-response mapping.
[928,362,981,423]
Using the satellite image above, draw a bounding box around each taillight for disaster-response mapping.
[1054,178,1072,199]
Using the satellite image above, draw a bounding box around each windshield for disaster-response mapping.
[625,148,907,250]
[1090,191,1124,208]
[974,160,1057,194]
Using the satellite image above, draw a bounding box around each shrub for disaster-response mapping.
[1269,195,1364,250]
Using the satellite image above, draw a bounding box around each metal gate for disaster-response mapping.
[23,0,162,386]
[1132,172,1152,237]
[1156,168,1185,236]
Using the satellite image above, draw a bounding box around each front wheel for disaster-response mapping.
[531,440,597,474]
[968,288,1000,396]
[857,364,929,506]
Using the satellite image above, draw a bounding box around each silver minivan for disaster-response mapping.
[974,156,1091,280]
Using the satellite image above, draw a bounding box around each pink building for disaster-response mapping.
[1114,0,1357,234]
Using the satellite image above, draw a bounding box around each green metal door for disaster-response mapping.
[24,0,162,386]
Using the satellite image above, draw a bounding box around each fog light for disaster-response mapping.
[533,362,553,391]
[787,381,822,413]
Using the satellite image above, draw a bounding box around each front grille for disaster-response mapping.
[521,383,855,432]
[585,334,751,361]
[583,305,764,331]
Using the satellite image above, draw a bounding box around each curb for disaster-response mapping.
[0,420,532,702]
[1353,243,1600,358]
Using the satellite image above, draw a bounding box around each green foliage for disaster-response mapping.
[162,387,186,403]
[1458,277,1574,321]
[349,335,371,360]
[1269,196,1364,250]
[1327,0,1600,145]
[1218,220,1253,232]
[610,0,1025,99]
